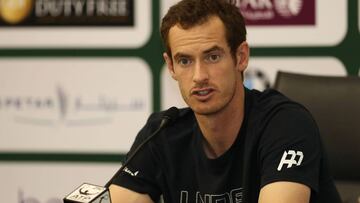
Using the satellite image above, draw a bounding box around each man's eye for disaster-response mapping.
[206,54,221,63]
[178,58,191,66]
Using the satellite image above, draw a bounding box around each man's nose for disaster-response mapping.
[192,61,209,84]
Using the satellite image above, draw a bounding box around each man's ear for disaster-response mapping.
[236,41,250,73]
[163,52,177,80]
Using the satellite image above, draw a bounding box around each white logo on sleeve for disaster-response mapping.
[124,167,139,176]
[277,150,304,171]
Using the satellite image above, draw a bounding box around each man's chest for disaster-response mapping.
[160,151,245,203]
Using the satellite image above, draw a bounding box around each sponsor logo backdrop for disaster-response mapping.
[0,0,151,48]
[0,58,152,153]
[0,0,359,201]
[161,0,348,47]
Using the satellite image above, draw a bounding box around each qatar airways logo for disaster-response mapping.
[0,86,144,126]
[236,0,315,26]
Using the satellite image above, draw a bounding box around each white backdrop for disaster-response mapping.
[0,58,151,153]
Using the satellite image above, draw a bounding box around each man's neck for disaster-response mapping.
[195,87,245,159]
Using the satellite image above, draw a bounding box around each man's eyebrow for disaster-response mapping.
[173,53,191,61]
[172,46,224,61]
[203,45,225,55]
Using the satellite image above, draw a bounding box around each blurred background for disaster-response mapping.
[0,0,358,202]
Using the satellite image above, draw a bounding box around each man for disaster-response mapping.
[108,0,341,202]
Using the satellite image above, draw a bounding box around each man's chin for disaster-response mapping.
[191,105,222,116]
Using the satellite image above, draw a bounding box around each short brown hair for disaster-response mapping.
[160,0,247,60]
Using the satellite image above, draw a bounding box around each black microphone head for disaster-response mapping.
[162,106,180,124]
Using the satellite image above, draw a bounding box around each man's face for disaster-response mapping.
[164,16,248,115]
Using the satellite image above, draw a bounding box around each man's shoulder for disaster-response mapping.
[245,88,316,135]
[246,88,318,141]
[248,88,309,117]
[249,88,295,107]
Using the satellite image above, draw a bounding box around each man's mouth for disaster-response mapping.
[195,90,211,96]
[191,88,214,100]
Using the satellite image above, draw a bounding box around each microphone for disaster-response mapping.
[105,106,179,187]
[63,107,180,203]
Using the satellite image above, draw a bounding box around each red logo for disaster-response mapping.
[237,0,316,26]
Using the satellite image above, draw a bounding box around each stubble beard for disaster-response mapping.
[182,82,238,117]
